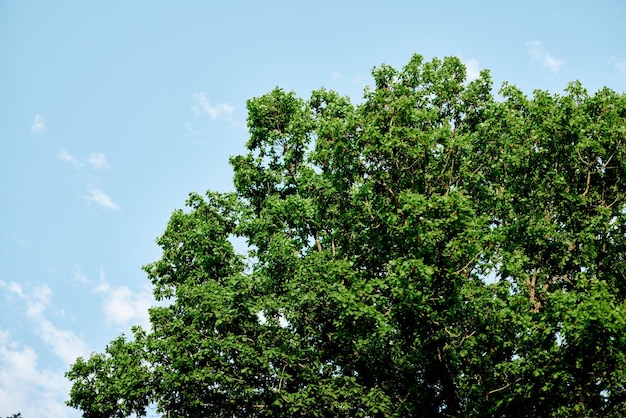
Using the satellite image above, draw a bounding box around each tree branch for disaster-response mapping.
[487,377,522,398]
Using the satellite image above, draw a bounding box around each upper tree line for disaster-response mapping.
[67,54,626,417]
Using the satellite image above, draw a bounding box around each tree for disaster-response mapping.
[66,54,626,417]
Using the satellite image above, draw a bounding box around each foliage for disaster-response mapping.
[66,54,626,417]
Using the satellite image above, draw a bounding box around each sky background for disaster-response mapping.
[1,1,625,416]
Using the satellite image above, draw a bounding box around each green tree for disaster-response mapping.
[67,54,626,417]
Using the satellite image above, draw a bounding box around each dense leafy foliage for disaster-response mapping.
[67,54,626,417]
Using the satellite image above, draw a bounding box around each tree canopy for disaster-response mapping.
[66,54,626,417]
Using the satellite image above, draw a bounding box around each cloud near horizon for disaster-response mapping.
[526,41,564,74]
[0,329,75,418]
[0,265,157,418]
[0,281,89,418]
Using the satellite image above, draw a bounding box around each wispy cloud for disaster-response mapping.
[464,58,481,81]
[87,153,110,170]
[191,92,234,120]
[83,187,120,210]
[58,149,83,168]
[526,41,564,74]
[31,114,46,134]
[58,151,110,170]
[58,153,118,209]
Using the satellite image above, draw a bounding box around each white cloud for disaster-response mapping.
[96,282,154,329]
[1,282,90,365]
[25,283,51,317]
[58,149,83,168]
[0,270,152,416]
[464,58,481,81]
[31,114,46,134]
[37,320,90,365]
[543,54,564,74]
[87,153,110,170]
[83,187,120,210]
[75,266,155,330]
[526,41,564,74]
[0,272,157,417]
[0,330,77,418]
[0,282,88,415]
[87,268,154,330]
[2,280,24,298]
[191,92,234,120]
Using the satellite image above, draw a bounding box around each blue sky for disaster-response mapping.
[1,1,625,416]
